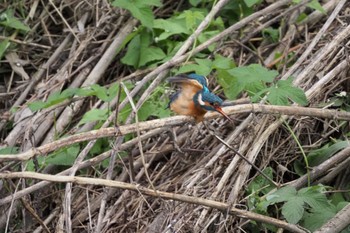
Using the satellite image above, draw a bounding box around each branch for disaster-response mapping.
[1,104,349,162]
[0,172,308,233]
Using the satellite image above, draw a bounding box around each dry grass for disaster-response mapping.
[1,0,350,232]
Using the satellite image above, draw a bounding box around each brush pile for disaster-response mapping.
[1,0,350,232]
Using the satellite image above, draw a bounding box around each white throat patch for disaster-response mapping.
[197,93,206,106]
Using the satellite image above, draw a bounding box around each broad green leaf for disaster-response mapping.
[189,0,202,6]
[212,54,235,70]
[176,58,213,76]
[153,18,190,41]
[303,208,336,231]
[266,186,297,203]
[91,84,118,102]
[181,10,205,31]
[307,141,349,166]
[91,84,109,102]
[138,100,171,121]
[112,0,161,28]
[121,34,141,68]
[282,197,304,224]
[244,0,262,7]
[217,69,243,99]
[298,186,331,210]
[0,9,30,32]
[219,64,277,99]
[46,145,80,166]
[78,108,109,126]
[275,78,308,105]
[122,30,166,68]
[228,64,277,84]
[307,0,326,14]
[198,30,220,51]
[0,146,19,155]
[252,78,307,105]
[139,46,166,67]
[247,167,274,195]
[262,27,279,42]
[118,103,132,124]
[75,88,96,97]
[28,89,76,111]
[0,38,10,60]
[28,100,47,111]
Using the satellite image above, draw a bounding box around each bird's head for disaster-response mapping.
[194,89,232,122]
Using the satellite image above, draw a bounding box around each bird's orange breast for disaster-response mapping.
[169,87,207,122]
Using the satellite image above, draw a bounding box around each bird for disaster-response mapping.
[168,73,232,123]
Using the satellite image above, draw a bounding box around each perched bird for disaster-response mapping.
[168,73,232,123]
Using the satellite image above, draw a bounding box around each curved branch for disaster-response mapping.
[0,172,308,233]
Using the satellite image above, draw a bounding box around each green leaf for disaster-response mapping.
[0,38,11,60]
[138,100,171,121]
[252,77,308,106]
[91,84,118,102]
[265,185,335,225]
[78,108,109,126]
[282,197,304,224]
[266,186,297,203]
[262,27,279,42]
[46,145,80,166]
[298,186,332,210]
[176,58,213,76]
[303,207,336,231]
[228,64,277,84]
[75,88,96,97]
[247,167,274,195]
[91,84,108,101]
[181,10,205,31]
[0,146,19,155]
[244,0,262,7]
[122,30,166,68]
[198,30,220,51]
[189,0,202,6]
[121,34,141,68]
[217,69,242,99]
[28,100,47,112]
[307,0,326,14]
[307,141,349,166]
[112,0,161,28]
[139,46,166,67]
[219,64,277,99]
[28,89,77,112]
[212,54,235,70]
[153,18,190,41]
[0,9,30,32]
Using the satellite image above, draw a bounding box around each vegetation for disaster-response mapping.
[0,0,350,232]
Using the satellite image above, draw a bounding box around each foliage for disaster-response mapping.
[111,0,162,28]
[247,181,350,231]
[0,9,30,33]
[0,9,30,59]
[294,140,350,176]
[293,0,326,14]
[0,146,19,155]
[26,145,80,170]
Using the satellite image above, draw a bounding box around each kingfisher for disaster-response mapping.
[168,73,232,123]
